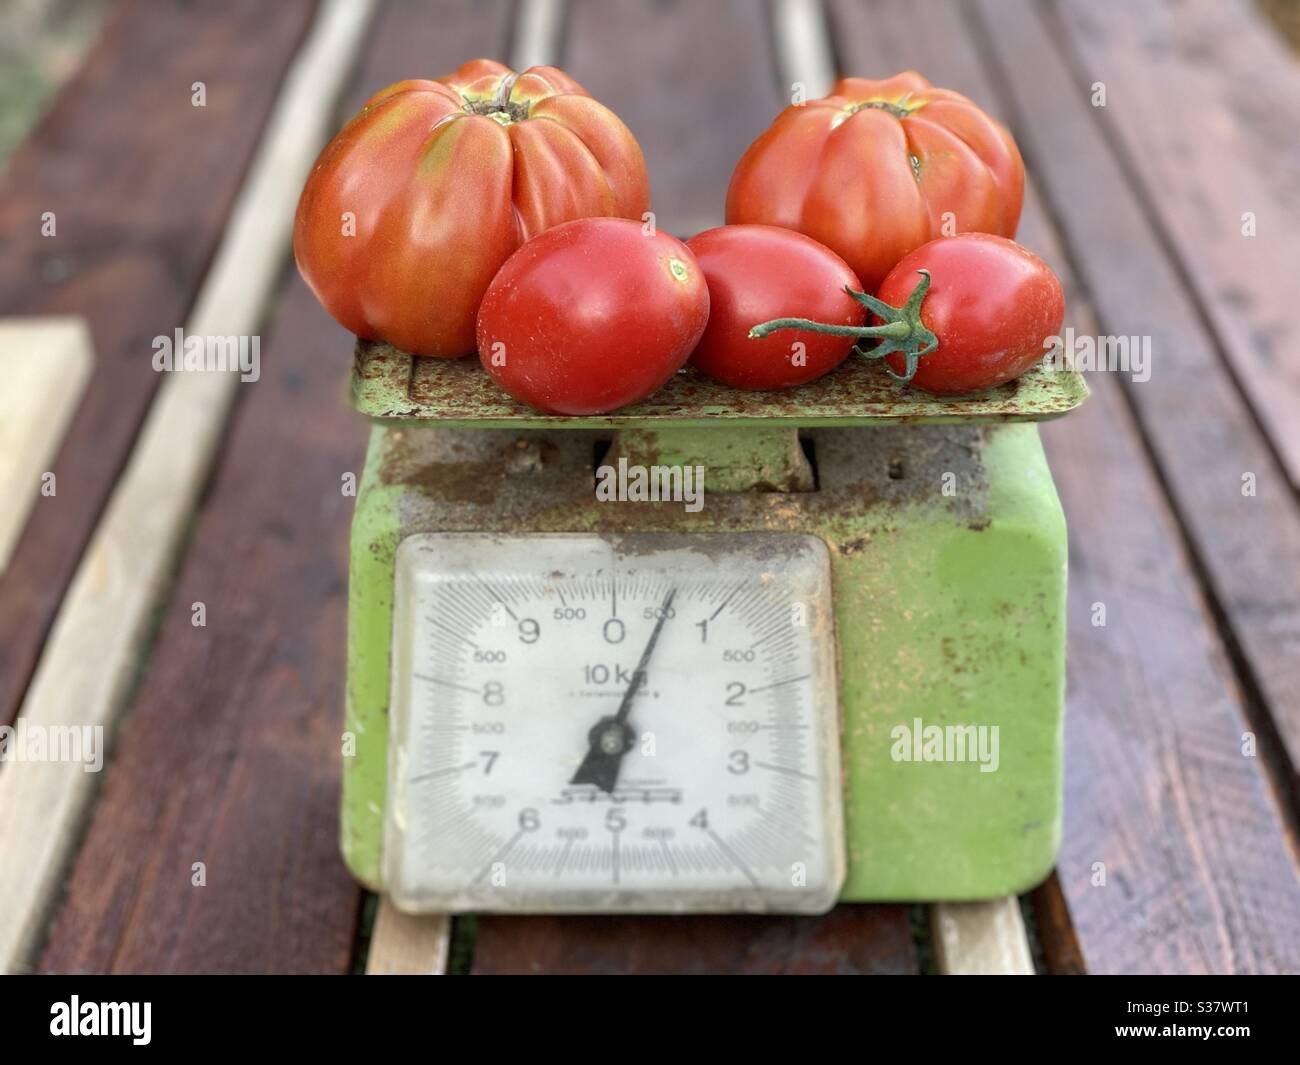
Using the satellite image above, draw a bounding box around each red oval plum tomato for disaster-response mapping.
[476,218,710,415]
[878,233,1064,394]
[685,225,866,390]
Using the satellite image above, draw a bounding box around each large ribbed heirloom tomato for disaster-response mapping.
[294,59,651,357]
[726,71,1023,292]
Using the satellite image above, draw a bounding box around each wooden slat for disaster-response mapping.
[472,908,918,975]
[0,318,93,572]
[1053,0,1300,490]
[0,0,317,731]
[972,0,1300,799]
[560,0,784,238]
[1155,0,1300,218]
[464,0,918,974]
[932,899,1034,975]
[510,0,565,71]
[366,904,450,975]
[36,0,516,975]
[772,0,836,97]
[829,0,1300,974]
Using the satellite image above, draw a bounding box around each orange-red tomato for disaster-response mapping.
[294,60,650,358]
[726,71,1024,292]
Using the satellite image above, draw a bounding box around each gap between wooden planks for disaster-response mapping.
[0,0,378,975]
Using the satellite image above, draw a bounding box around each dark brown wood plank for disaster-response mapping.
[37,0,516,975]
[1030,874,1086,976]
[971,0,1300,801]
[469,0,918,974]
[0,0,317,728]
[1052,0,1300,491]
[472,907,918,975]
[830,0,1300,973]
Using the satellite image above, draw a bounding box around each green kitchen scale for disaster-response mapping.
[342,340,1087,913]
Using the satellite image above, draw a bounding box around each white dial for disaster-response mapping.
[383,532,844,913]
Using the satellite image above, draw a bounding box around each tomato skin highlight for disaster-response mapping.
[476,218,710,415]
[876,234,1065,394]
[685,225,866,390]
[726,71,1024,293]
[294,59,650,358]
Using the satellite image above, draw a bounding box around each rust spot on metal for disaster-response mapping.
[349,338,1089,428]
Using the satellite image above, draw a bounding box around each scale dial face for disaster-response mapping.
[383,532,844,914]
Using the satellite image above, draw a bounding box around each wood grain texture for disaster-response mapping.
[1030,873,1086,976]
[35,0,516,975]
[932,899,1034,975]
[971,0,1300,801]
[1053,0,1300,490]
[829,0,1300,973]
[366,904,450,975]
[472,907,918,974]
[0,318,94,572]
[561,0,785,238]
[0,0,317,731]
[1,0,376,976]
[465,0,919,975]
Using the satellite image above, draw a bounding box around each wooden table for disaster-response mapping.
[2,0,1298,975]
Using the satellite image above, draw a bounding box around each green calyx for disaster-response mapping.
[747,270,938,383]
[462,73,530,125]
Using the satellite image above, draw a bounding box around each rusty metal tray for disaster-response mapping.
[350,339,1088,428]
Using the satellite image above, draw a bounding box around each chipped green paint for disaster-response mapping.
[341,424,403,888]
[833,425,1065,898]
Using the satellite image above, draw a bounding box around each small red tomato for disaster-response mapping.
[877,234,1064,394]
[686,225,866,390]
[477,218,709,414]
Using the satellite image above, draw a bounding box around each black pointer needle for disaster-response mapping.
[570,587,677,793]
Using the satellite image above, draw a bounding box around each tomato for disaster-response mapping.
[726,71,1023,292]
[476,218,710,415]
[684,225,865,390]
[295,59,650,358]
[875,234,1065,394]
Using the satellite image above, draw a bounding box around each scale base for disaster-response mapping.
[343,421,1065,903]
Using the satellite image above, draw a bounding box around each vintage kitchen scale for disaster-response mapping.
[341,340,1087,913]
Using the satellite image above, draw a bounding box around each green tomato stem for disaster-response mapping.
[746,269,939,384]
[748,318,912,340]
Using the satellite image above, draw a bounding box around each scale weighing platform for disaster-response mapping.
[342,341,1087,914]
